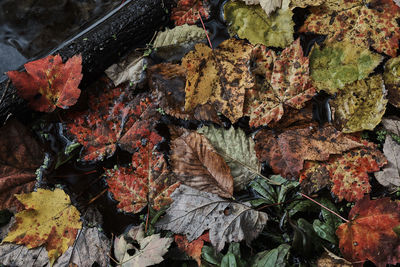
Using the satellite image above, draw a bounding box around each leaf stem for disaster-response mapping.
[199,15,213,49]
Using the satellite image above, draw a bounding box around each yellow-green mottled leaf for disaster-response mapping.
[384,56,400,108]
[331,75,387,133]
[224,1,294,48]
[310,42,382,94]
[153,24,206,48]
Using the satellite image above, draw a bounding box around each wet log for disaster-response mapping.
[0,0,175,124]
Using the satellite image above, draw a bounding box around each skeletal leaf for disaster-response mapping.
[331,75,387,133]
[374,136,400,188]
[384,56,400,108]
[224,1,294,48]
[171,0,210,26]
[105,53,147,86]
[156,185,268,251]
[309,42,382,94]
[197,125,260,190]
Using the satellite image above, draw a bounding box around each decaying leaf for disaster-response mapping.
[105,53,147,86]
[175,232,210,266]
[170,130,234,198]
[309,42,382,94]
[106,134,180,213]
[384,56,400,108]
[238,0,283,16]
[114,224,172,267]
[171,0,210,26]
[2,188,82,266]
[153,24,206,48]
[182,38,255,123]
[374,135,400,188]
[0,119,44,211]
[331,75,387,133]
[224,1,294,48]
[316,251,352,267]
[254,124,362,179]
[289,0,324,8]
[336,196,400,266]
[197,125,260,190]
[244,38,316,126]
[301,0,400,57]
[156,185,268,251]
[382,117,400,135]
[7,54,82,112]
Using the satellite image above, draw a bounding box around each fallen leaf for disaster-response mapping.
[153,24,206,48]
[244,38,316,126]
[312,198,342,244]
[182,38,255,123]
[300,0,400,57]
[114,224,172,267]
[170,130,234,198]
[309,42,382,94]
[2,188,82,266]
[384,56,400,108]
[7,54,82,112]
[175,232,210,266]
[316,251,352,267]
[331,75,387,133]
[251,244,291,267]
[156,185,268,251]
[171,0,210,26]
[0,119,44,211]
[105,53,147,86]
[197,125,260,190]
[254,124,362,179]
[382,117,400,135]
[238,0,283,16]
[289,0,324,8]
[106,135,180,213]
[374,135,400,188]
[224,1,294,47]
[336,196,400,266]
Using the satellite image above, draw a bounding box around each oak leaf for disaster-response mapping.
[384,56,400,108]
[175,232,210,266]
[336,196,400,266]
[170,130,234,198]
[156,185,268,251]
[7,54,82,112]
[244,39,316,127]
[0,119,44,211]
[171,0,210,26]
[2,188,82,266]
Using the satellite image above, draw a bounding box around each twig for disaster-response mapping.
[199,15,213,49]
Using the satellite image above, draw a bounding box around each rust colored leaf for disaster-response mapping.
[244,39,316,127]
[254,124,362,179]
[106,134,180,213]
[171,0,210,26]
[336,196,400,266]
[0,119,44,211]
[170,130,234,198]
[7,54,82,112]
[174,232,210,266]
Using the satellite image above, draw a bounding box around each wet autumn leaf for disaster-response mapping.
[300,140,387,202]
[106,135,180,213]
[331,75,387,133]
[224,1,294,48]
[309,42,382,94]
[153,24,206,48]
[384,56,400,108]
[170,130,234,198]
[114,224,172,267]
[374,135,400,188]
[105,53,147,87]
[238,0,283,16]
[0,119,44,211]
[300,0,400,57]
[175,232,210,266]
[156,185,268,251]
[254,124,362,179]
[2,188,82,266]
[171,0,210,26]
[7,54,82,112]
[197,125,260,190]
[316,251,352,267]
[336,196,400,266]
[182,38,254,123]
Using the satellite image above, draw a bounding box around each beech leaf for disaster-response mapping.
[156,185,268,251]
[175,232,210,266]
[171,0,210,26]
[384,56,400,108]
[7,54,82,112]
[336,196,400,266]
[374,135,400,188]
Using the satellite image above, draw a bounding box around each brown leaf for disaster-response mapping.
[374,135,400,188]
[170,131,234,198]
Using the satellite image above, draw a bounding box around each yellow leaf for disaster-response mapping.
[2,188,82,266]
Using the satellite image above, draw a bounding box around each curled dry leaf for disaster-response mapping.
[2,188,82,266]
[156,185,268,251]
[171,0,210,26]
[170,130,234,198]
[336,196,400,266]
[7,54,82,112]
[174,232,210,266]
[384,56,400,108]
[0,119,44,211]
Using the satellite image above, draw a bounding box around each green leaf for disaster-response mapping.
[223,1,294,48]
[309,42,382,94]
[153,24,206,48]
[198,125,261,190]
[221,253,237,267]
[312,198,343,244]
[251,244,290,267]
[202,245,223,265]
[287,199,318,218]
[291,218,322,258]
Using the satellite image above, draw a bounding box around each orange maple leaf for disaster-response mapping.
[175,232,210,266]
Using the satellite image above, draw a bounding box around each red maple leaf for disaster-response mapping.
[175,232,210,266]
[171,0,210,26]
[7,54,82,112]
[336,196,400,266]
